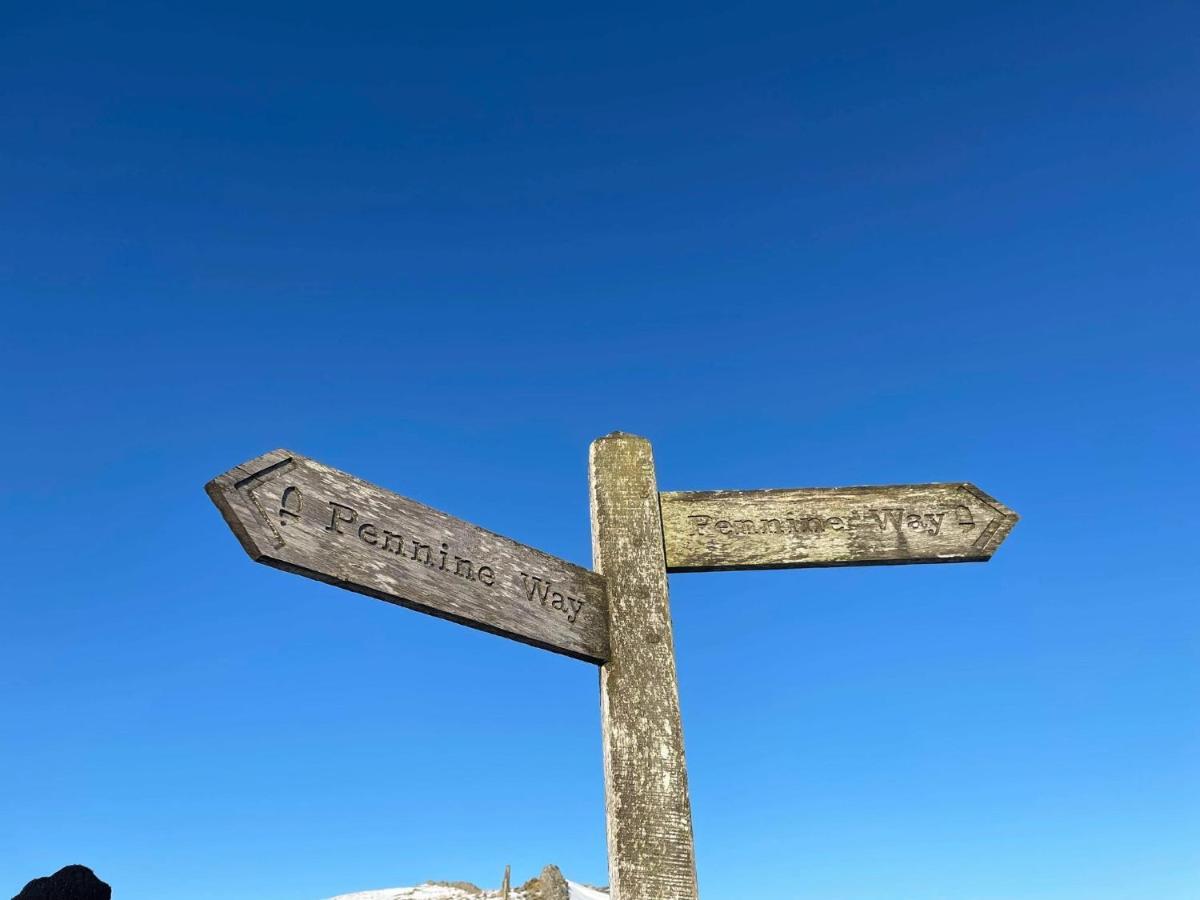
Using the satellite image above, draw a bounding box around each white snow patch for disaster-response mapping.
[567,882,609,900]
[327,879,608,900]
[328,886,515,900]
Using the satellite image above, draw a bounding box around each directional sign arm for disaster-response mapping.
[659,482,1018,572]
[207,449,610,663]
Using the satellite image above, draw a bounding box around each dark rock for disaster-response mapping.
[12,865,111,900]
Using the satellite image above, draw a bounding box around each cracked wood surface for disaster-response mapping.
[661,482,1018,572]
[590,433,699,900]
[207,449,609,663]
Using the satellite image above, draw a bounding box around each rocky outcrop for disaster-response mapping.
[518,865,569,900]
[12,865,111,900]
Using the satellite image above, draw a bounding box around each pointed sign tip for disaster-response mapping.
[203,452,298,564]
[960,482,1020,526]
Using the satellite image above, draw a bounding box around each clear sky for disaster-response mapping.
[2,3,1196,899]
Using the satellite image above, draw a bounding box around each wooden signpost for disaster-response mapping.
[207,434,1018,900]
[591,435,699,900]
[660,482,1018,572]
[207,449,608,663]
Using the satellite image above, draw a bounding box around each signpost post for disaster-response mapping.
[207,435,1017,900]
[590,434,699,900]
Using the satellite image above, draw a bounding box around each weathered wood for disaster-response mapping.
[660,482,1018,572]
[590,433,699,900]
[207,449,609,663]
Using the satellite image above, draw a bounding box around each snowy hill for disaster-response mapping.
[326,869,607,900]
[327,886,605,900]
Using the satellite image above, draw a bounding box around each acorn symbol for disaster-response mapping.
[280,485,303,525]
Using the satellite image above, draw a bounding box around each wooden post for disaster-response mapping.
[589,433,699,900]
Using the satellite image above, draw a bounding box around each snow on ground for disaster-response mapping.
[328,886,498,900]
[327,879,607,900]
[566,883,608,900]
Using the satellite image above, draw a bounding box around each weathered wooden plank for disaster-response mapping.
[206,449,609,663]
[660,482,1018,572]
[590,433,699,900]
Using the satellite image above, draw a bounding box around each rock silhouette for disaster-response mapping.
[12,865,111,900]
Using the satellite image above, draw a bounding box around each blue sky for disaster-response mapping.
[2,2,1196,898]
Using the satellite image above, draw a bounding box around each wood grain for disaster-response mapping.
[207,449,609,663]
[590,433,699,900]
[660,482,1018,572]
